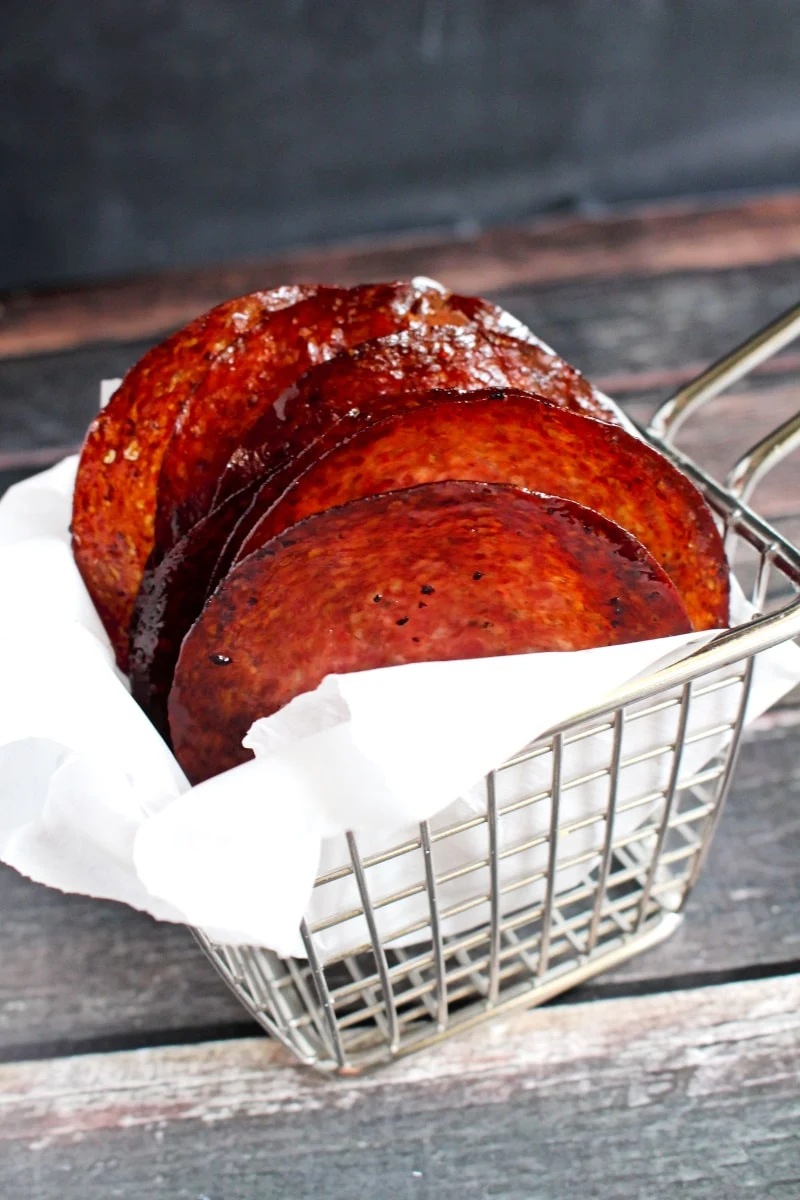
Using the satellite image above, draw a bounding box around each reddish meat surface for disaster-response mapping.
[213,321,608,507]
[131,388,726,739]
[129,488,255,738]
[151,280,468,554]
[74,280,610,670]
[130,320,611,732]
[237,391,729,630]
[169,482,691,783]
[71,285,318,667]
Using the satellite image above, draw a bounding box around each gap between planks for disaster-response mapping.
[2,192,800,358]
[2,973,798,1146]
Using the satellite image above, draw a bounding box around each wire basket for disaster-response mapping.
[194,302,800,1074]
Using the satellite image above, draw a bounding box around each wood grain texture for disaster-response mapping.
[0,339,150,458]
[488,260,800,391]
[1,708,797,1059]
[0,864,248,1058]
[1,974,798,1198]
[585,707,800,991]
[3,194,800,358]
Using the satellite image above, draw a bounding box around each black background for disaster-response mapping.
[2,0,799,291]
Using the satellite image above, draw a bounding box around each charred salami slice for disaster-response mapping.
[129,488,256,739]
[169,481,691,783]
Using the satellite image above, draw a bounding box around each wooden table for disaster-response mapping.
[1,194,799,1199]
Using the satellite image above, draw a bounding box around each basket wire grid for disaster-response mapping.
[194,301,800,1074]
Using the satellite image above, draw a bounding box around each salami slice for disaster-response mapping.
[130,320,611,733]
[71,284,318,667]
[212,321,608,507]
[169,482,691,783]
[235,391,729,630]
[151,279,478,552]
[129,488,256,739]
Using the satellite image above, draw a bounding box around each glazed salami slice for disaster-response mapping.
[168,481,691,783]
[129,488,255,738]
[130,385,725,739]
[212,321,608,507]
[130,319,609,733]
[151,279,477,552]
[71,284,319,667]
[235,391,729,630]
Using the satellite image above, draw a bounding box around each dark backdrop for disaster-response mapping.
[2,0,799,291]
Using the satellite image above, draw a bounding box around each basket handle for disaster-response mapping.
[724,409,800,503]
[648,300,800,444]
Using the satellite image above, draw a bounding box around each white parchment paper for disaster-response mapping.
[1,446,798,959]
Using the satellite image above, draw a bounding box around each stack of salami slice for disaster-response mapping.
[71,279,729,784]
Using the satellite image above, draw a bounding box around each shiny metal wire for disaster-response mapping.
[193,302,800,1073]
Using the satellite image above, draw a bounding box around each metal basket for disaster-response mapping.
[194,302,800,1074]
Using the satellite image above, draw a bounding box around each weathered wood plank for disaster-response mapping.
[1,974,798,1199]
[0,338,152,457]
[488,259,800,389]
[1,707,797,1059]
[3,193,800,358]
[623,377,800,521]
[3,257,800,461]
[594,708,800,991]
[0,865,248,1058]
